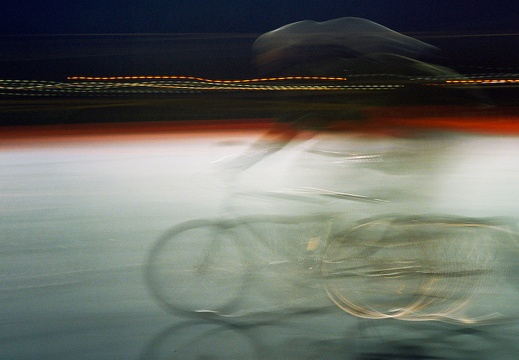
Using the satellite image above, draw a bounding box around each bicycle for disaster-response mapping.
[144,132,518,324]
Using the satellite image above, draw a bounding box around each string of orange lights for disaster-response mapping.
[0,74,518,97]
[66,75,349,82]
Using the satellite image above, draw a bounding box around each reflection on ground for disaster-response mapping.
[140,313,519,359]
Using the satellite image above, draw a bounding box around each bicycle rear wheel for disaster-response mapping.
[322,217,498,322]
[145,219,248,317]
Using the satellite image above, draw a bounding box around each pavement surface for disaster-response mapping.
[2,125,519,359]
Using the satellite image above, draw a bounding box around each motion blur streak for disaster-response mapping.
[2,106,519,146]
[67,75,349,82]
[2,75,518,97]
[253,17,439,74]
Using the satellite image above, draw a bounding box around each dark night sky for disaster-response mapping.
[1,1,519,83]
[1,0,519,35]
[1,1,519,122]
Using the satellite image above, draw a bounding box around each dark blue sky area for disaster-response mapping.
[2,0,519,34]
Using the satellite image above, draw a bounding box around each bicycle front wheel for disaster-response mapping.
[145,219,248,317]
